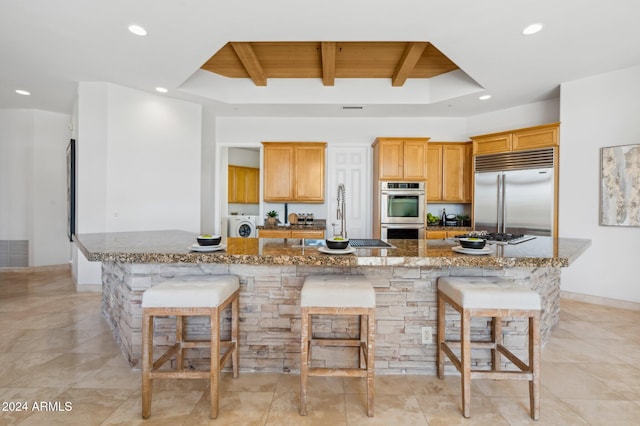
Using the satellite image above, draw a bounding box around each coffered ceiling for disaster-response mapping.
[201,42,458,87]
[1,1,640,117]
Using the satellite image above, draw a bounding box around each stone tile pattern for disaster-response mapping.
[102,262,559,375]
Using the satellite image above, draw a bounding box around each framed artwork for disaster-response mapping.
[600,143,640,227]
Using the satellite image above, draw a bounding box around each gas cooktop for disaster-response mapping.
[454,232,536,245]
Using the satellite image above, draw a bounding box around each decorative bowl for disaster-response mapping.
[197,234,222,246]
[459,237,486,249]
[326,237,349,250]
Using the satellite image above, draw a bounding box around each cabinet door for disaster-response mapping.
[294,145,325,202]
[426,145,443,201]
[473,134,512,156]
[463,143,473,202]
[290,230,325,238]
[442,145,466,202]
[228,166,237,203]
[263,145,294,201]
[512,125,559,151]
[403,140,429,180]
[246,167,260,203]
[426,231,447,239]
[377,139,404,180]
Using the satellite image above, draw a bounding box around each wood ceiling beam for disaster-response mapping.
[321,42,336,86]
[392,42,428,87]
[230,42,267,86]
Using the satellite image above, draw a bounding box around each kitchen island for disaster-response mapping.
[75,231,590,374]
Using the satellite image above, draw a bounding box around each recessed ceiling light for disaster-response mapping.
[155,87,168,93]
[522,23,543,35]
[128,24,147,36]
[15,89,31,96]
[479,94,491,101]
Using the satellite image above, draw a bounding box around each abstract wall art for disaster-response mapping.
[600,143,640,227]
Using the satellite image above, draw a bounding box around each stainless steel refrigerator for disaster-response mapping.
[473,148,555,236]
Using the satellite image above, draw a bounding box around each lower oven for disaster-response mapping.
[381,223,425,240]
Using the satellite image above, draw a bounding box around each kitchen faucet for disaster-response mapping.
[337,184,347,238]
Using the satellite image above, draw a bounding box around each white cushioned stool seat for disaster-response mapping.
[438,276,540,311]
[142,275,239,308]
[301,274,375,308]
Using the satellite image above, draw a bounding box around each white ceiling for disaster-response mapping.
[2,0,640,118]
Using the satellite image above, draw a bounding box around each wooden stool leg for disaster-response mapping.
[176,315,185,370]
[491,316,502,371]
[359,314,366,369]
[461,309,471,418]
[141,312,153,419]
[300,307,310,416]
[210,309,221,419]
[529,314,541,420]
[366,309,375,417]
[232,295,239,378]
[437,291,446,379]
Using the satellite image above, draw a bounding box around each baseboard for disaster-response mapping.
[561,290,640,312]
[0,263,70,273]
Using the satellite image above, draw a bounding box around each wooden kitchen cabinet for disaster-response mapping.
[258,229,325,238]
[512,124,559,151]
[427,142,472,203]
[262,142,326,203]
[426,230,464,239]
[472,123,559,156]
[228,165,259,204]
[372,137,430,181]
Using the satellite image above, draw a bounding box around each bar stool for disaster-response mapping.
[300,274,376,417]
[141,275,240,420]
[437,276,541,419]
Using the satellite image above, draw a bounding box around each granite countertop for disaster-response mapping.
[75,230,591,268]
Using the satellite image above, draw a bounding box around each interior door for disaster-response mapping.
[328,146,370,238]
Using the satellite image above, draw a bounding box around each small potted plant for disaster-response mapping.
[457,214,471,227]
[266,210,278,225]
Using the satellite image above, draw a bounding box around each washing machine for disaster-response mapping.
[227,215,258,238]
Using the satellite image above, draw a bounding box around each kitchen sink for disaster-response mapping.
[349,239,394,248]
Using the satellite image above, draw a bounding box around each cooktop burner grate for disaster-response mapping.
[349,239,394,248]
[454,233,536,245]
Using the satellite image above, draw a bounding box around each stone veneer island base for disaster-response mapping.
[76,231,590,374]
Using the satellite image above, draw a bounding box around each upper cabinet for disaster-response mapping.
[262,142,326,203]
[372,137,430,181]
[228,165,259,204]
[427,142,472,203]
[472,123,559,156]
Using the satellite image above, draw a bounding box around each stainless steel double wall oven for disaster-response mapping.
[379,181,425,239]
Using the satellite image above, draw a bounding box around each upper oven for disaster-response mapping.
[380,181,426,224]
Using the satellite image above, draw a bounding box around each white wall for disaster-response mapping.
[559,65,640,303]
[466,98,560,136]
[0,109,71,266]
[77,83,202,233]
[74,82,202,286]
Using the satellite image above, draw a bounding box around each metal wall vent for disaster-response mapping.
[475,148,555,172]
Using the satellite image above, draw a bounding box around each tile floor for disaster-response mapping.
[1,268,639,425]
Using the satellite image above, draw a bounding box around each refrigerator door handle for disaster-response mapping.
[501,174,507,233]
[496,173,504,233]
